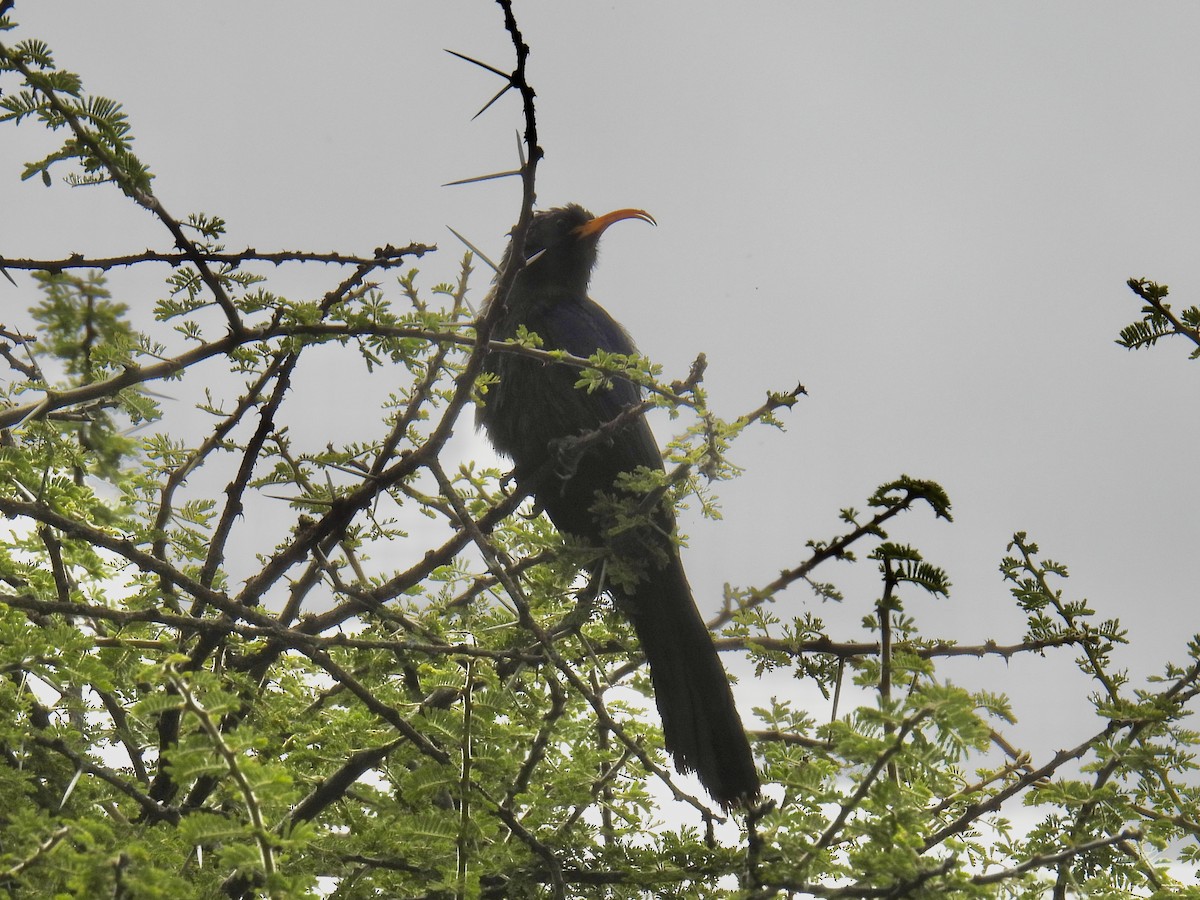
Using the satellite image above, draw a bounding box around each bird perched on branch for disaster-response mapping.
[477,204,760,810]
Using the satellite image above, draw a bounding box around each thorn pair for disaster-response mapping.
[442,49,528,188]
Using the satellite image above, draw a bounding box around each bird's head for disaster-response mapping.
[505,204,656,296]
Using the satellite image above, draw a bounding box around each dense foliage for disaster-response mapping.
[1,5,1198,897]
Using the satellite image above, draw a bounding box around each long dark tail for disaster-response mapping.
[622,553,760,810]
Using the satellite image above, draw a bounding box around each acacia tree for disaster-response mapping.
[0,4,1197,898]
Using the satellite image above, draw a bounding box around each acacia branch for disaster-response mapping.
[974,829,1142,887]
[0,47,244,332]
[797,708,932,869]
[0,245,432,274]
[29,735,178,824]
[1126,278,1200,350]
[1,825,70,882]
[168,672,275,876]
[709,489,932,631]
[925,727,1108,851]
[716,633,1085,661]
[1052,657,1200,898]
[152,359,287,613]
[0,496,273,628]
[0,590,547,669]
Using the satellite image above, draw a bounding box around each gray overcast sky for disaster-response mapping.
[4,2,1199,791]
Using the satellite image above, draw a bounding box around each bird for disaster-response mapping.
[476,204,760,810]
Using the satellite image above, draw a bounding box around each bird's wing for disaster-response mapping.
[534,296,663,473]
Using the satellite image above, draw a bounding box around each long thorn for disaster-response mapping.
[15,396,52,429]
[443,169,523,188]
[472,83,513,120]
[444,49,512,81]
[261,493,335,507]
[446,227,499,273]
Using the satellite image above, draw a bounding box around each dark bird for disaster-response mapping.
[477,204,760,809]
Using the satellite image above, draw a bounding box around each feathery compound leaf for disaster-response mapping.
[10,39,54,69]
[1116,315,1173,350]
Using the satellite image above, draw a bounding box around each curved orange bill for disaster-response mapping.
[574,207,657,238]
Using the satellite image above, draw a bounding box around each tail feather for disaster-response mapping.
[621,553,760,809]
